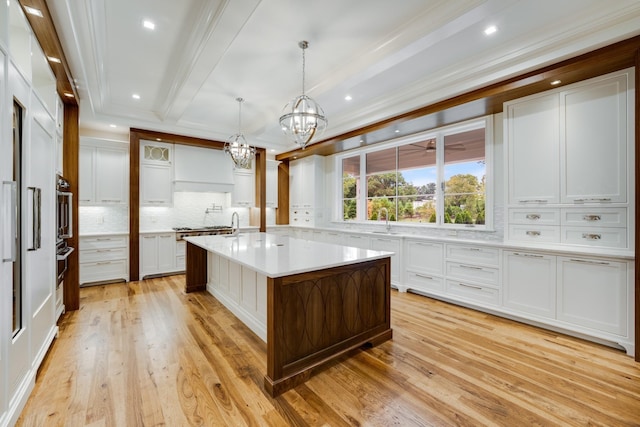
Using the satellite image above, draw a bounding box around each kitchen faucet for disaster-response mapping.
[230,211,240,236]
[378,207,391,232]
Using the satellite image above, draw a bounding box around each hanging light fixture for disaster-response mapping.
[224,97,256,169]
[279,40,328,149]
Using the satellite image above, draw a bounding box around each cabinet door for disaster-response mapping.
[78,145,95,204]
[140,235,158,275]
[561,72,629,203]
[232,170,255,207]
[557,256,628,335]
[506,93,560,204]
[503,251,556,318]
[370,236,400,284]
[289,159,303,208]
[405,240,443,275]
[157,234,176,272]
[266,161,278,207]
[141,164,173,205]
[95,146,128,204]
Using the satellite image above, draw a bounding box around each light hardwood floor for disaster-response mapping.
[17,275,640,426]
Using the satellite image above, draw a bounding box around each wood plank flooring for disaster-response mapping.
[17,275,640,426]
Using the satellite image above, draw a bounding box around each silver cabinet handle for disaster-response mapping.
[526,230,541,237]
[3,181,17,262]
[519,199,548,203]
[525,214,541,220]
[458,283,483,290]
[574,198,611,202]
[512,252,543,258]
[415,273,433,280]
[27,187,41,251]
[582,233,602,240]
[569,258,609,266]
[582,215,601,221]
[459,264,482,270]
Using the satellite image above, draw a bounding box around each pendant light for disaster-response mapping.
[279,41,328,149]
[224,97,256,169]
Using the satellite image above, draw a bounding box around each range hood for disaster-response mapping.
[173,144,235,192]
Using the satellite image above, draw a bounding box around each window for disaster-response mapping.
[337,118,491,229]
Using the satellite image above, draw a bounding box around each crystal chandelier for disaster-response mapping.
[224,97,255,169]
[279,41,328,149]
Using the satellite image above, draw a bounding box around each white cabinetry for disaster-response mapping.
[290,156,324,226]
[79,138,129,205]
[140,141,173,205]
[232,167,255,207]
[140,232,177,278]
[173,144,234,193]
[369,235,401,286]
[445,244,501,307]
[504,69,634,250]
[503,251,556,318]
[403,240,444,293]
[79,235,129,285]
[266,160,279,208]
[176,241,186,271]
[557,256,629,336]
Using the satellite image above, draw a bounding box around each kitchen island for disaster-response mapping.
[184,232,393,396]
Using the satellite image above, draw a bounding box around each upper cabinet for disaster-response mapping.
[266,160,279,208]
[231,166,255,207]
[290,155,325,226]
[140,141,173,205]
[504,68,634,251]
[79,138,129,205]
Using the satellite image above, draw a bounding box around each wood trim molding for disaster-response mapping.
[63,104,79,310]
[276,160,289,225]
[635,49,639,363]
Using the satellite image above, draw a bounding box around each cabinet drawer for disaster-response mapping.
[508,224,560,243]
[80,236,127,250]
[561,208,627,227]
[446,280,500,306]
[176,255,185,271]
[80,247,127,263]
[80,260,128,284]
[446,261,500,286]
[508,208,560,225]
[561,227,627,249]
[406,270,444,292]
[446,244,500,266]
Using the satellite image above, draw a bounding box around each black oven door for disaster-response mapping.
[56,245,74,285]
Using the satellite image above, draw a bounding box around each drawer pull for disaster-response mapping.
[415,273,433,280]
[525,231,541,237]
[520,199,548,203]
[459,264,482,270]
[512,252,543,258]
[582,233,601,240]
[96,261,111,265]
[525,214,541,220]
[97,238,113,241]
[573,198,611,202]
[582,215,601,221]
[569,258,609,266]
[458,283,482,290]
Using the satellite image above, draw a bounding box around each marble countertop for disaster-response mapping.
[184,232,393,278]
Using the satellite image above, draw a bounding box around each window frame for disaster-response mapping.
[334,116,493,230]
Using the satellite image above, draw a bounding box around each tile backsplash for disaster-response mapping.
[80,192,276,234]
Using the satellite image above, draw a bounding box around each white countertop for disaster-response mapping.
[184,232,393,278]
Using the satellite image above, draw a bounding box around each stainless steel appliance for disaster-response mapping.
[56,240,74,286]
[173,226,233,241]
[56,175,72,241]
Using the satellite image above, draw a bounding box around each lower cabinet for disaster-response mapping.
[140,232,177,278]
[503,251,556,318]
[369,235,401,286]
[176,240,186,271]
[79,235,129,285]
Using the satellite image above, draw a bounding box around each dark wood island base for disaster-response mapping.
[185,241,392,397]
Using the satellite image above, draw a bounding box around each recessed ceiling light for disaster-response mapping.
[132,93,141,100]
[47,56,61,64]
[269,149,276,153]
[143,20,155,30]
[551,80,562,86]
[156,138,162,141]
[109,124,117,128]
[484,25,497,36]
[63,92,74,98]
[24,6,43,17]
[394,129,400,133]
[344,95,352,101]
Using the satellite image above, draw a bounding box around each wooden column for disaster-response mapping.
[255,148,267,232]
[63,104,79,311]
[635,49,639,362]
[276,160,290,225]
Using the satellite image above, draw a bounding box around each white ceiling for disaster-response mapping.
[48,0,640,154]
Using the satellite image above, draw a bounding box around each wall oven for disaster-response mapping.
[56,175,72,241]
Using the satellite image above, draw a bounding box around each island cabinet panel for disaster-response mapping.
[265,258,392,396]
[185,243,207,293]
